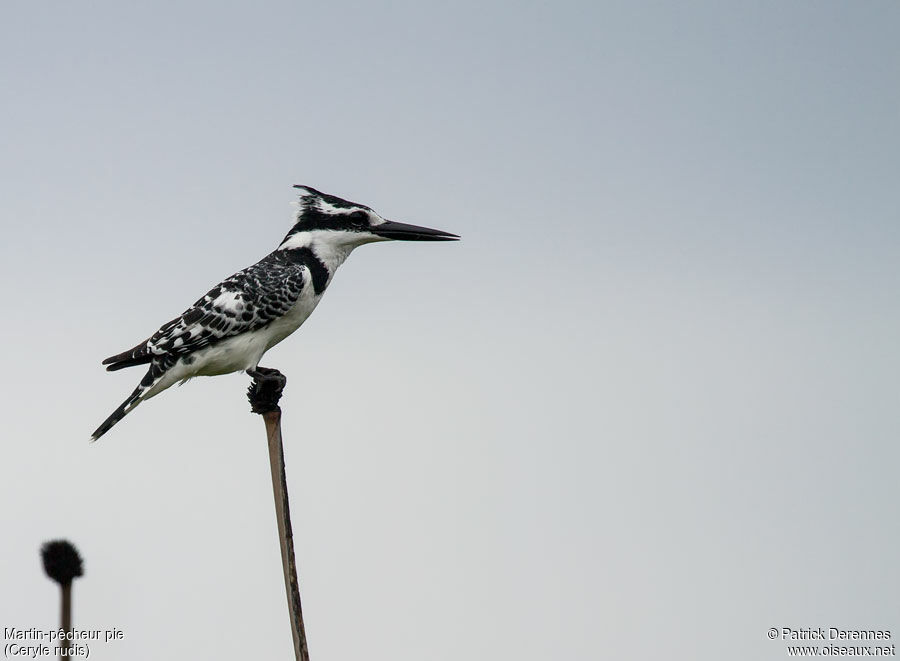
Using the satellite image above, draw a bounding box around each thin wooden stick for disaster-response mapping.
[60,583,72,657]
[248,369,310,661]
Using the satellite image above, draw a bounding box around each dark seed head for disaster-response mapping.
[41,540,84,586]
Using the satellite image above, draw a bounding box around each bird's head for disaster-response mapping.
[278,186,459,254]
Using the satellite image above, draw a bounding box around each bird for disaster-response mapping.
[91,185,458,441]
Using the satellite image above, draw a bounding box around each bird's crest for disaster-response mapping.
[292,185,371,217]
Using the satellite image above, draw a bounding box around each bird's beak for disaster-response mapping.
[371,220,460,241]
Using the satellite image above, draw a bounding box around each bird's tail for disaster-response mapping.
[91,366,161,441]
[102,338,152,371]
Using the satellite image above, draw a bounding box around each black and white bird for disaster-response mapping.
[91,186,458,441]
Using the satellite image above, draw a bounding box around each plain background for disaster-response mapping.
[1,1,898,659]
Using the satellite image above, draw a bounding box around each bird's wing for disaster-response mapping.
[146,251,308,358]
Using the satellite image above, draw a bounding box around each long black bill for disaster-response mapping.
[371,220,460,241]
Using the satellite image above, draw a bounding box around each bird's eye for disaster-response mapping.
[350,211,368,228]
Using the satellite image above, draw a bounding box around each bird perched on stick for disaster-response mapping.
[92,186,458,441]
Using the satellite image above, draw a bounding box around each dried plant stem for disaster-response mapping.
[60,583,72,659]
[40,540,83,661]
[248,369,309,661]
[263,409,310,661]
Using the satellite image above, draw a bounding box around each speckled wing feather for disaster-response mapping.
[103,250,308,370]
[149,251,307,358]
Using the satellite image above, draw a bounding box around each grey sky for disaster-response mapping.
[1,2,898,659]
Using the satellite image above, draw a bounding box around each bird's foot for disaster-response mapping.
[247,366,284,380]
[247,367,287,414]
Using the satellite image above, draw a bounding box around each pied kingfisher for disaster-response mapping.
[91,186,458,441]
